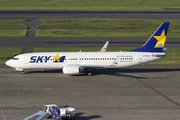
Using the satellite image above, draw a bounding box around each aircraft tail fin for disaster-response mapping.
[129,22,170,52]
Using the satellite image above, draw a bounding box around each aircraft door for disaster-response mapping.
[138,54,142,63]
[24,56,29,64]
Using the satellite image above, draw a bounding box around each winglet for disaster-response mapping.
[111,56,120,66]
[99,41,109,52]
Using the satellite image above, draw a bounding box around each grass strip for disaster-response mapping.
[0,30,27,37]
[34,47,180,65]
[0,61,6,64]
[0,19,28,37]
[0,0,180,10]
[37,18,180,37]
[0,19,28,29]
[0,48,22,59]
[34,47,137,52]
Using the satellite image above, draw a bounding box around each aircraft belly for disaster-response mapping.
[117,62,137,68]
[28,63,63,69]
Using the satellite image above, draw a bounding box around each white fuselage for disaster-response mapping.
[6,51,164,70]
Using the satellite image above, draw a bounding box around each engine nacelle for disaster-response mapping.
[62,66,79,75]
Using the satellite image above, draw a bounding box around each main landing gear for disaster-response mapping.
[21,71,25,74]
[87,72,91,76]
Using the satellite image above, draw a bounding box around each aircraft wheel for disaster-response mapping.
[21,71,25,74]
[88,72,91,76]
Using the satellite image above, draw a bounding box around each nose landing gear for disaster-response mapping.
[15,68,25,74]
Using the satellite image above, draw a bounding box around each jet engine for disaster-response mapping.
[62,66,80,75]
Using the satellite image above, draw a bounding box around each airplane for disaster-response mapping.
[6,22,170,76]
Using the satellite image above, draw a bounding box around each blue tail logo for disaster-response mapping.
[129,22,170,52]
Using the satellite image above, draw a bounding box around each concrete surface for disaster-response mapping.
[22,19,43,37]
[0,65,180,120]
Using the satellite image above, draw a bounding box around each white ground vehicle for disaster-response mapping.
[44,104,58,113]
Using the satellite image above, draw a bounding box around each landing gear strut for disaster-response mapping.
[86,69,91,76]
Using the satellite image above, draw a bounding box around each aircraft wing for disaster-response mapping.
[23,111,48,120]
[99,41,109,52]
[80,64,108,69]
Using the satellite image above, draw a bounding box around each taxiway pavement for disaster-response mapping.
[0,10,180,19]
[1,37,180,48]
[0,65,180,120]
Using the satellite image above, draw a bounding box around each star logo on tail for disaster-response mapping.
[153,30,166,48]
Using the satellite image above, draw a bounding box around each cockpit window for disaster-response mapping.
[12,58,19,60]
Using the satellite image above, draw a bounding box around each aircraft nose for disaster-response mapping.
[5,60,12,67]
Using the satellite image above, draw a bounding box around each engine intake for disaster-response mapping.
[62,66,79,75]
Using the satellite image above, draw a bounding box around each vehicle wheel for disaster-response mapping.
[69,115,72,120]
